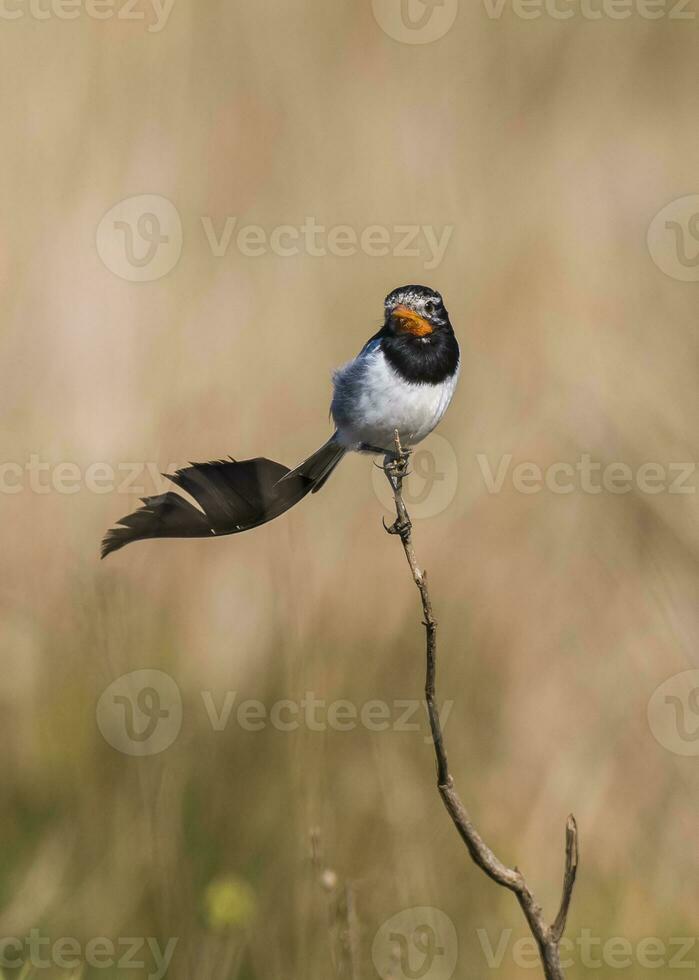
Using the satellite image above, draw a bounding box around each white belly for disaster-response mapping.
[331,349,458,452]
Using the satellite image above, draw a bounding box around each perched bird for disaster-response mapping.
[101,284,459,558]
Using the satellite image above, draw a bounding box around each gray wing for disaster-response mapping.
[330,338,382,433]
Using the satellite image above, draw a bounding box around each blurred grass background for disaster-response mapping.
[0,3,697,979]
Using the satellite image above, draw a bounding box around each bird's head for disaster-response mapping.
[383,285,450,340]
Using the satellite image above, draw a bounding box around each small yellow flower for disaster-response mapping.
[204,876,257,931]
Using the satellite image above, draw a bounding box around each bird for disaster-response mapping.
[101,284,459,558]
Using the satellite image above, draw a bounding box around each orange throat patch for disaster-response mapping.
[393,305,433,337]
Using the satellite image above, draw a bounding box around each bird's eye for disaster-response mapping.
[424,301,435,315]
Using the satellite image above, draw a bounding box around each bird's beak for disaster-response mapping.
[392,305,433,337]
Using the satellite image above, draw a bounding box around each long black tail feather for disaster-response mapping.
[100,438,345,559]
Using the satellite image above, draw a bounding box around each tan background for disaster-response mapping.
[0,3,697,979]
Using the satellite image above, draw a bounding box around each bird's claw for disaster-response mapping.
[382,515,412,537]
[383,449,411,479]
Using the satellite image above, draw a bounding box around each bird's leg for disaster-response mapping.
[360,442,397,457]
[383,432,411,478]
[382,432,412,538]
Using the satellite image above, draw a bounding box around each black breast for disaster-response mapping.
[380,328,460,385]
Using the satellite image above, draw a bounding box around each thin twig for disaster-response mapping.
[382,431,579,980]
